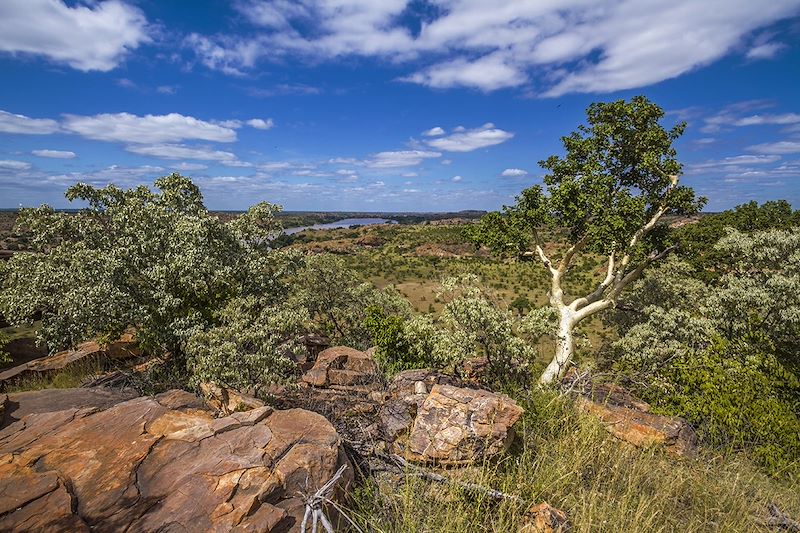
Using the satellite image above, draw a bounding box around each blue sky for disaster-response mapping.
[1,1,799,212]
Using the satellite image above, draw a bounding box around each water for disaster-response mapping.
[283,217,396,235]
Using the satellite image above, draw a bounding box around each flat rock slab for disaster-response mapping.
[0,333,139,384]
[1,387,139,428]
[0,389,351,532]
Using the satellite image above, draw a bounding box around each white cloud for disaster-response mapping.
[0,0,149,72]
[185,0,800,95]
[746,42,786,60]
[365,150,441,168]
[423,127,445,137]
[0,109,59,134]
[451,175,463,182]
[62,112,237,144]
[441,159,452,165]
[747,141,800,155]
[32,149,75,159]
[125,144,239,161]
[246,118,275,130]
[157,85,177,95]
[0,159,31,170]
[501,168,527,177]
[402,172,418,177]
[426,124,513,152]
[402,53,526,92]
[172,162,208,171]
[732,113,800,126]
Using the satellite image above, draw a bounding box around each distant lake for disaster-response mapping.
[283,217,397,235]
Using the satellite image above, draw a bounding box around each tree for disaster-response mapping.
[467,96,705,384]
[611,227,800,478]
[0,174,285,362]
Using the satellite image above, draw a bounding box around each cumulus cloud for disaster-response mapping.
[185,0,800,95]
[0,0,149,71]
[62,112,237,143]
[0,110,60,134]
[501,168,527,177]
[423,126,445,137]
[172,162,208,171]
[0,159,31,171]
[426,124,513,152]
[246,118,274,130]
[32,149,75,159]
[364,150,441,168]
[451,175,463,182]
[125,144,239,161]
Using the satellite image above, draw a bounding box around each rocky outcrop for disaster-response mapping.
[378,369,460,443]
[1,387,138,428]
[577,386,697,457]
[380,376,523,465]
[0,389,351,532]
[0,332,140,384]
[301,346,380,389]
[518,502,570,533]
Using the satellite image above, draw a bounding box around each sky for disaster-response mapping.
[1,1,799,212]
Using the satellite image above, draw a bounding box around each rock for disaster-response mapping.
[199,382,266,415]
[460,356,490,384]
[518,502,570,533]
[0,394,6,421]
[301,346,379,389]
[576,394,697,457]
[0,390,351,532]
[403,384,524,465]
[1,387,139,428]
[378,369,461,443]
[0,332,140,384]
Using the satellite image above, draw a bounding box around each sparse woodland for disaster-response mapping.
[1,98,798,532]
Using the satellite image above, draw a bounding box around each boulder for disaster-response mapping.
[0,332,140,384]
[0,389,351,532]
[402,384,524,465]
[518,502,570,533]
[301,346,379,389]
[378,369,461,443]
[576,393,697,457]
[200,381,266,415]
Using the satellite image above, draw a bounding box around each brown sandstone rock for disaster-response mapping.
[404,384,524,465]
[0,390,351,532]
[0,332,140,384]
[576,394,697,457]
[1,387,138,428]
[200,382,266,415]
[378,369,461,443]
[518,502,570,533]
[301,346,379,388]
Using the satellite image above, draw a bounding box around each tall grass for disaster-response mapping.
[345,390,800,532]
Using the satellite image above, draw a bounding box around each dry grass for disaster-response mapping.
[344,391,800,532]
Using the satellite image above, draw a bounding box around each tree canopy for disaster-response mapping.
[468,96,705,384]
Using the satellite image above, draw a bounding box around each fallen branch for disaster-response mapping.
[762,503,800,532]
[381,453,528,505]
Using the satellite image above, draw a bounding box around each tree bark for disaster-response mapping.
[538,306,575,385]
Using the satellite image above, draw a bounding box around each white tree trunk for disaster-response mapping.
[538,307,575,385]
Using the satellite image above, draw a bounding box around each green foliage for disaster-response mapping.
[0,331,10,365]
[612,227,800,479]
[366,275,546,383]
[0,174,285,363]
[674,200,799,281]
[186,295,309,394]
[288,253,412,349]
[468,95,705,259]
